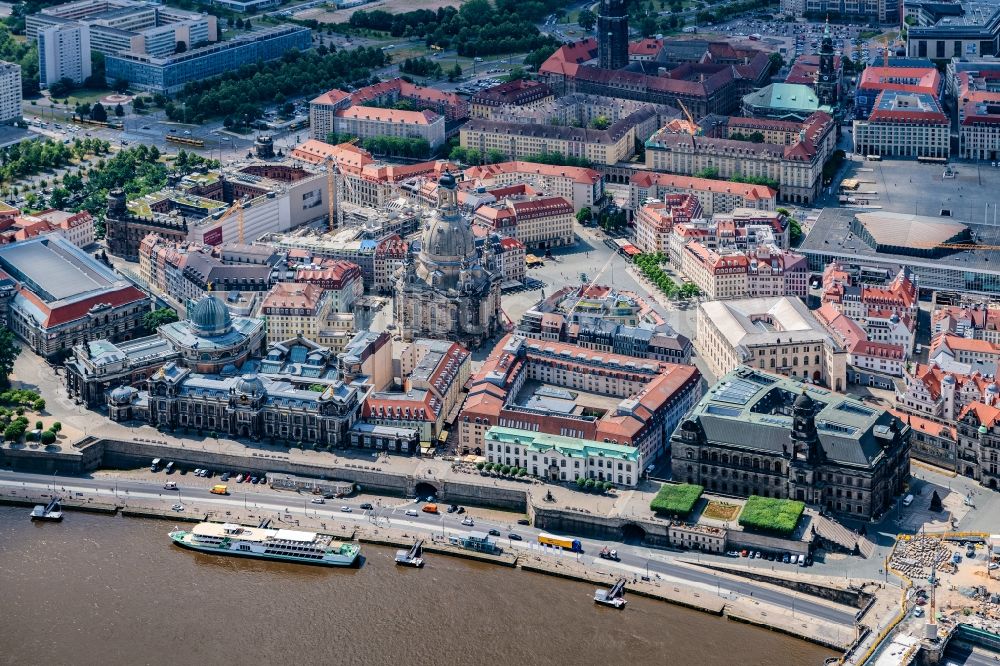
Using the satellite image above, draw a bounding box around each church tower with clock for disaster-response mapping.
[816,20,838,107]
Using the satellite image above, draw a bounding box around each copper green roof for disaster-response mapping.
[485,426,639,461]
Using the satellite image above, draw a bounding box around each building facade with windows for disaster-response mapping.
[696,296,847,391]
[0,234,150,358]
[853,91,950,159]
[105,25,311,94]
[38,23,91,88]
[0,62,21,123]
[485,426,642,487]
[628,172,777,215]
[633,194,702,256]
[464,161,604,212]
[458,334,701,463]
[671,367,910,521]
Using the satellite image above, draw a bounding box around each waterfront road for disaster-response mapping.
[1,470,858,628]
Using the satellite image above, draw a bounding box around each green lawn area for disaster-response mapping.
[650,483,704,517]
[738,496,805,536]
[61,89,115,106]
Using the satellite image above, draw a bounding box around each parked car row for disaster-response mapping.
[151,459,269,485]
[730,549,813,566]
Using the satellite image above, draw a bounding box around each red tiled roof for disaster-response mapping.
[29,285,147,328]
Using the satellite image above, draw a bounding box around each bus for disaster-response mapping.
[538,532,583,552]
[917,156,948,165]
[166,134,205,148]
[288,118,309,131]
[865,154,882,162]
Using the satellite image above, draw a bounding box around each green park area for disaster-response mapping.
[650,483,704,518]
[738,496,805,536]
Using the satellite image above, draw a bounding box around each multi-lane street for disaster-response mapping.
[0,469,857,627]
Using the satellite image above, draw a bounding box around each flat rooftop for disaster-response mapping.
[801,207,1000,275]
[0,236,119,302]
[513,379,619,416]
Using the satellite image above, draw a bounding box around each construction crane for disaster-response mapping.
[212,198,246,244]
[676,99,702,135]
[325,155,336,233]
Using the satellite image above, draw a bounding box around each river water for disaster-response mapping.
[0,507,834,666]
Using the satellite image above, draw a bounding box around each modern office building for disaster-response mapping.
[800,208,1000,297]
[907,4,1000,61]
[0,62,21,123]
[105,25,310,94]
[38,23,91,88]
[671,366,910,520]
[28,0,216,58]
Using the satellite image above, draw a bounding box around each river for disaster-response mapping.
[0,507,835,665]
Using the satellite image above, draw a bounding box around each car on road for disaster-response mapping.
[461,518,475,526]
[508,533,522,541]
[340,506,352,512]
[360,502,374,510]
[311,498,325,504]
[171,504,184,511]
[141,125,150,130]
[913,607,924,618]
[488,528,501,536]
[405,509,418,517]
[183,130,192,135]
[164,482,177,490]
[517,518,530,525]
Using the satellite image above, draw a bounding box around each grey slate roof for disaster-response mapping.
[682,366,905,468]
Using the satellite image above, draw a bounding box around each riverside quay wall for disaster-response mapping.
[0,438,528,511]
[1,438,812,556]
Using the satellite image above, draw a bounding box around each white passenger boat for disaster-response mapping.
[169,522,360,566]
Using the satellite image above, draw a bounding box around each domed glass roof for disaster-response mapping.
[189,295,232,337]
[234,374,266,398]
[110,385,136,405]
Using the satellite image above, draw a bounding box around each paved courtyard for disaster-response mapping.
[836,155,1000,224]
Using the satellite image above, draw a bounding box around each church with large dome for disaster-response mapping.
[394,172,503,348]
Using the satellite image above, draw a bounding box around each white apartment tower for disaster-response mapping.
[0,62,22,123]
[39,23,92,88]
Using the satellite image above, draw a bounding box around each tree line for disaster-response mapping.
[326,132,432,159]
[346,0,560,58]
[168,47,388,125]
